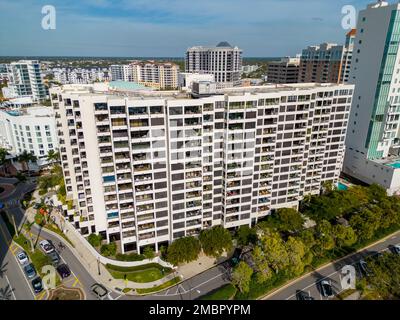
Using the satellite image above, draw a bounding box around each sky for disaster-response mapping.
[0,0,375,57]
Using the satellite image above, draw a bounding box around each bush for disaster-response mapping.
[100,242,117,257]
[115,253,146,261]
[143,246,155,259]
[87,234,102,247]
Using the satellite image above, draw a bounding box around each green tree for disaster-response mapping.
[166,236,201,266]
[199,226,233,258]
[143,246,155,259]
[333,224,357,248]
[235,225,257,246]
[231,261,253,293]
[17,150,37,172]
[100,242,117,257]
[363,253,400,299]
[23,222,35,253]
[314,220,335,255]
[349,207,382,242]
[259,231,288,273]
[87,234,102,247]
[285,237,307,276]
[46,150,60,165]
[273,208,305,233]
[252,246,272,284]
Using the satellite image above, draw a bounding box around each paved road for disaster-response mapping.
[127,262,230,300]
[1,180,231,300]
[0,217,34,300]
[265,231,400,300]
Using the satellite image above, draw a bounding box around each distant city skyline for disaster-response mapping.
[0,0,374,57]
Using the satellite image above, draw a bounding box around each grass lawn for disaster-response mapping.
[106,263,172,283]
[136,277,181,295]
[199,284,237,300]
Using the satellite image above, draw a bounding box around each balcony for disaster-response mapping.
[136,194,153,202]
[184,106,201,114]
[138,223,155,231]
[187,191,201,199]
[134,164,151,172]
[132,153,149,162]
[137,213,154,222]
[131,130,150,139]
[135,184,152,193]
[132,142,150,150]
[136,204,154,212]
[229,113,244,121]
[130,120,149,127]
[186,171,202,179]
[186,200,201,208]
[134,174,152,183]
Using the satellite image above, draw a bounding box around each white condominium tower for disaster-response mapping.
[6,60,47,101]
[343,1,400,195]
[185,42,242,88]
[51,82,353,253]
[110,61,179,89]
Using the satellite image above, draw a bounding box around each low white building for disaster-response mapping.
[178,73,215,91]
[0,106,58,165]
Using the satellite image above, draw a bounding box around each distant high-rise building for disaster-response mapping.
[298,43,344,83]
[298,30,355,84]
[343,1,400,195]
[267,57,300,84]
[340,29,357,84]
[185,42,242,87]
[51,81,353,253]
[111,61,179,89]
[6,60,47,101]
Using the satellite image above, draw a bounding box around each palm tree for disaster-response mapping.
[17,150,37,172]
[46,150,60,165]
[23,222,35,253]
[0,285,13,300]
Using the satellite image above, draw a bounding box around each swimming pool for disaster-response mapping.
[338,182,348,191]
[388,162,400,169]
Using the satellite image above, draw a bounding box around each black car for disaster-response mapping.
[390,245,400,255]
[359,260,373,277]
[296,290,314,300]
[31,277,43,293]
[56,264,71,279]
[320,280,334,298]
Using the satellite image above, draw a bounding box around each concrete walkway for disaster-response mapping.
[23,189,180,293]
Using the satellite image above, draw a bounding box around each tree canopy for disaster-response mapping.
[166,236,201,266]
[199,226,233,258]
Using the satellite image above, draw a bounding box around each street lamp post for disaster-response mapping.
[97,257,101,276]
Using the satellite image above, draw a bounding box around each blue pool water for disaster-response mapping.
[388,162,400,169]
[338,182,348,191]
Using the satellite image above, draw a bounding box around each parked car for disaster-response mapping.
[320,280,334,298]
[296,290,314,300]
[24,264,37,279]
[391,244,400,255]
[48,251,61,266]
[16,251,29,265]
[359,259,372,277]
[91,283,109,300]
[56,264,71,279]
[31,277,43,293]
[39,240,55,254]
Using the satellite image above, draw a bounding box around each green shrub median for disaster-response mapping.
[136,277,181,295]
[106,263,172,283]
[199,284,237,300]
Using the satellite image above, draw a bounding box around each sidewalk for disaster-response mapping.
[178,252,228,280]
[24,189,181,293]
